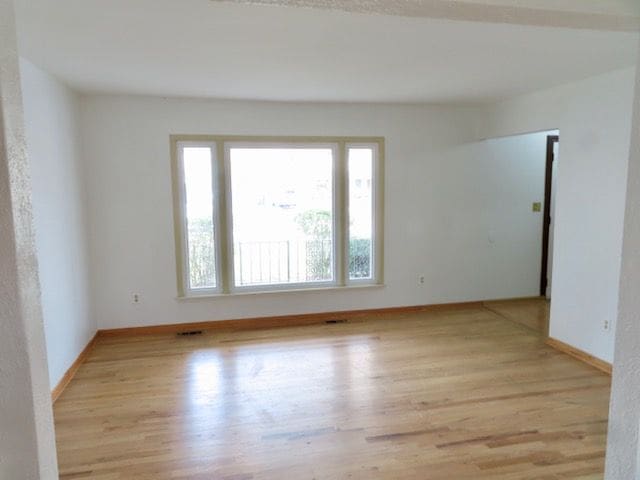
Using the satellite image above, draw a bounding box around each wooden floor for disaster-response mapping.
[484,298,550,335]
[54,299,611,479]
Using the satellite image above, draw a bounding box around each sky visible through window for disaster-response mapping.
[183,147,216,289]
[230,147,333,286]
[181,144,376,290]
[348,148,374,279]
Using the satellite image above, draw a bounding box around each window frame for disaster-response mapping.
[174,140,224,297]
[171,135,385,297]
[346,142,382,285]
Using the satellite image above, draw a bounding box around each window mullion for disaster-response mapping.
[375,142,384,284]
[173,143,188,297]
[216,141,231,294]
[337,141,348,286]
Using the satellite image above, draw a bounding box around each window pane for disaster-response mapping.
[230,147,334,287]
[348,148,374,280]
[183,147,216,289]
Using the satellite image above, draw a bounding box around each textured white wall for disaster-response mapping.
[482,67,636,363]
[79,95,550,329]
[605,44,640,480]
[0,0,58,477]
[20,58,95,389]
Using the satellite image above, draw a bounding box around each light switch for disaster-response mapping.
[532,202,542,212]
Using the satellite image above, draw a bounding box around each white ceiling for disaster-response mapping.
[14,0,640,104]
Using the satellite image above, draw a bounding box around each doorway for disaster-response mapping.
[540,135,559,298]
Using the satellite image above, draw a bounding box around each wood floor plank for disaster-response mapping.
[54,299,610,479]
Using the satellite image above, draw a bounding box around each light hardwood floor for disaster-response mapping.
[54,299,610,479]
[484,298,550,335]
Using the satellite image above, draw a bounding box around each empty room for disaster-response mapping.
[2,0,640,479]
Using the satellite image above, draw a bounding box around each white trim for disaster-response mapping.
[176,283,386,300]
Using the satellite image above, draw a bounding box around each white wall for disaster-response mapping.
[78,69,635,357]
[482,67,637,363]
[20,58,95,389]
[79,95,549,329]
[440,130,554,297]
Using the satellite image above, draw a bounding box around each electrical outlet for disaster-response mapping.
[132,293,140,304]
[603,319,611,332]
[418,275,425,285]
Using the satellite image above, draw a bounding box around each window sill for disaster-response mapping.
[176,283,385,301]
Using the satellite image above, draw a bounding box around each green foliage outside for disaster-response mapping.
[188,217,216,288]
[296,209,371,280]
[186,210,371,286]
[349,237,371,278]
[295,209,332,280]
[295,209,332,240]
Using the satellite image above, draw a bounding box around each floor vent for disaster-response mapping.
[177,330,203,336]
[325,319,348,324]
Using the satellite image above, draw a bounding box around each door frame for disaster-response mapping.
[540,135,559,297]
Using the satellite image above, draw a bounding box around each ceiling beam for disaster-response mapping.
[214,0,640,31]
